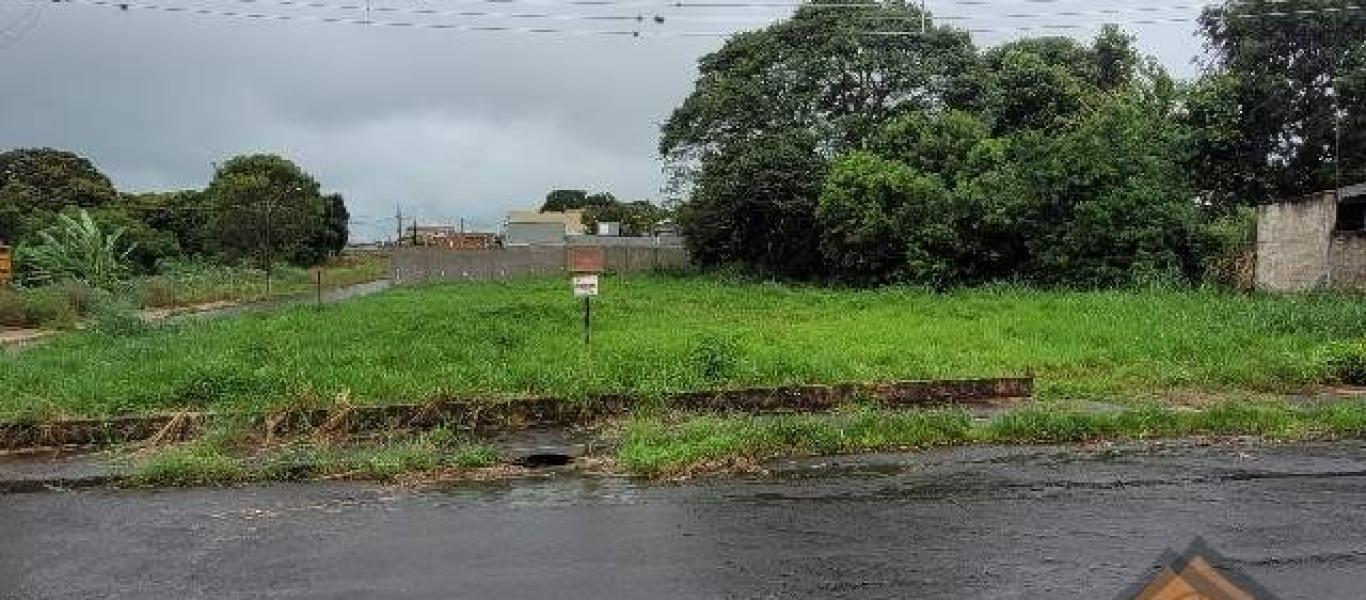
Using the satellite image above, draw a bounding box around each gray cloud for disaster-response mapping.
[0,1,1207,241]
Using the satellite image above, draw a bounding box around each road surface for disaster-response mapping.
[5,440,1366,599]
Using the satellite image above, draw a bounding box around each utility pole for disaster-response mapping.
[264,189,274,298]
[1334,73,1343,200]
[395,204,404,246]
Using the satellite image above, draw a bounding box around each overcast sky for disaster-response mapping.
[0,0,1213,241]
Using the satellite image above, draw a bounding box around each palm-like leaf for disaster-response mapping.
[25,210,136,289]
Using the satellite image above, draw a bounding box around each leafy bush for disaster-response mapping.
[1320,341,1366,385]
[1196,207,1256,289]
[22,210,135,289]
[20,287,78,329]
[0,288,23,327]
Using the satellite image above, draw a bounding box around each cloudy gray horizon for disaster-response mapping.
[0,0,1213,241]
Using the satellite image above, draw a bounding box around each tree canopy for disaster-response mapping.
[662,5,1200,286]
[1193,0,1366,206]
[206,154,341,268]
[0,148,119,244]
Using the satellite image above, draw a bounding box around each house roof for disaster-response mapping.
[507,209,583,224]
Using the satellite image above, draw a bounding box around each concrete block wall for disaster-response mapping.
[1329,233,1366,287]
[390,246,690,284]
[1256,192,1336,291]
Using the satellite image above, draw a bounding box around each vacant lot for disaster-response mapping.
[3,275,1365,420]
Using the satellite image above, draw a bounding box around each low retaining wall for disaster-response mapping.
[391,245,690,284]
[0,377,1032,450]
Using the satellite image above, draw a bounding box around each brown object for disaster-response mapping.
[566,246,605,273]
[1133,557,1257,600]
[0,244,11,285]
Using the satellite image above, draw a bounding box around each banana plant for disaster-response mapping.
[24,210,136,289]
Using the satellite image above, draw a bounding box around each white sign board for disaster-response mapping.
[572,274,599,298]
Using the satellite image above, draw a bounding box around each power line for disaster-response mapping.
[59,0,657,34]
[54,0,1366,38]
[176,0,660,21]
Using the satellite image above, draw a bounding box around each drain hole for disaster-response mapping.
[514,453,574,468]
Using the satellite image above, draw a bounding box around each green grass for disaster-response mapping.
[128,426,500,486]
[133,254,388,309]
[618,408,973,475]
[6,274,1366,420]
[621,400,1366,476]
[0,255,386,330]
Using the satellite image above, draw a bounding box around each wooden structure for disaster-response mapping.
[565,246,605,273]
[0,243,11,286]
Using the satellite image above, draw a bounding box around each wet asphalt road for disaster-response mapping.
[5,440,1366,599]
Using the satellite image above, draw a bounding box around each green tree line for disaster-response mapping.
[0,150,349,283]
[663,0,1364,287]
[540,189,671,235]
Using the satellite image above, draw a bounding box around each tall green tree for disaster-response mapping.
[662,1,980,276]
[0,148,118,243]
[124,189,214,257]
[541,189,589,212]
[317,193,350,259]
[817,152,959,285]
[1195,0,1366,204]
[677,130,828,276]
[205,154,329,268]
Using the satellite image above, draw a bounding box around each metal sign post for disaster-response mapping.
[566,247,604,345]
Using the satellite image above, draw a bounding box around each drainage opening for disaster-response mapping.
[514,453,574,468]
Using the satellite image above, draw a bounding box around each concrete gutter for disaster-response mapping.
[0,377,1033,451]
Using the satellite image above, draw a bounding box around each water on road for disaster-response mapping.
[4,440,1366,599]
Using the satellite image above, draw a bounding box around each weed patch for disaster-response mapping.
[129,425,500,486]
[621,400,1366,477]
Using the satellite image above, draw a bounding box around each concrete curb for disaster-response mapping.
[0,377,1032,450]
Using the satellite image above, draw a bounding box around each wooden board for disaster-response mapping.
[0,246,11,285]
[565,246,604,273]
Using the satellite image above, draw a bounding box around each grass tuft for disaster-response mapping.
[621,400,1366,477]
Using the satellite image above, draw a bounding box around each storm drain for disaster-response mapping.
[512,453,575,468]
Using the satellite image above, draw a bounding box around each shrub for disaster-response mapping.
[0,288,24,327]
[55,280,97,316]
[1320,341,1366,385]
[1197,207,1256,289]
[90,298,147,336]
[20,287,78,329]
[137,276,178,309]
[22,210,135,289]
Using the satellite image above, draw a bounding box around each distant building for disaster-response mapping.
[596,221,621,237]
[652,219,681,238]
[405,224,497,249]
[1256,182,1366,291]
[503,209,586,246]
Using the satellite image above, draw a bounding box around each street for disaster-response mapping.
[5,440,1366,599]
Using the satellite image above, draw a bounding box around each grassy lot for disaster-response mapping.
[132,254,388,310]
[3,274,1366,420]
[619,400,1366,476]
[0,254,387,330]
